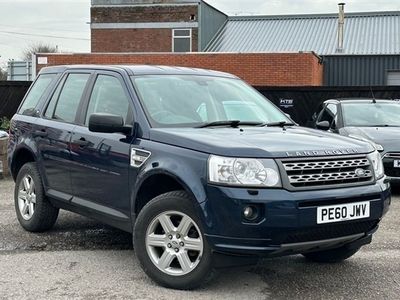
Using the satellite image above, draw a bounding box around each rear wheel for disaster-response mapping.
[134,191,216,290]
[14,162,59,232]
[302,245,361,263]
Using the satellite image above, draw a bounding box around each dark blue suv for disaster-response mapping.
[9,65,391,290]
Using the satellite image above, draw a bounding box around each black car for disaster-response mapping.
[8,66,390,290]
[312,98,400,183]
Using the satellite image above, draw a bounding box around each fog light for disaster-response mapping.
[243,206,258,221]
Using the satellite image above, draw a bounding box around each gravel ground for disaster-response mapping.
[0,178,399,300]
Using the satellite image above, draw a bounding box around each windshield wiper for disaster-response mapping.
[258,121,296,127]
[196,120,264,128]
[371,124,400,127]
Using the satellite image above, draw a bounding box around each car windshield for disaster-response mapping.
[131,75,290,128]
[342,101,400,127]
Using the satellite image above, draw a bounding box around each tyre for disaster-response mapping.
[302,245,361,263]
[134,191,216,290]
[14,162,59,232]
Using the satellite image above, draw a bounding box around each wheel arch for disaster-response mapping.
[10,146,37,181]
[132,169,206,219]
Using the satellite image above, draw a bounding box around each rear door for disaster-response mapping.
[69,71,134,220]
[9,73,57,177]
[36,72,92,196]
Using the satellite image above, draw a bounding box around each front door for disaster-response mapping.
[69,72,134,219]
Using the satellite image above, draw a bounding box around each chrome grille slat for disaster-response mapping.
[289,170,373,184]
[281,156,373,188]
[284,158,370,171]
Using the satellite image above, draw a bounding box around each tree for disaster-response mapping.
[22,42,59,61]
[0,68,7,81]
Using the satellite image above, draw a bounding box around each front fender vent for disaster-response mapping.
[131,148,151,168]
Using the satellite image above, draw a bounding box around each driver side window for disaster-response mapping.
[85,75,132,125]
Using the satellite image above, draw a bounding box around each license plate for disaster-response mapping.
[317,201,370,224]
[394,160,400,168]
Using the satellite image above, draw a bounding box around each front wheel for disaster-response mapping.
[134,191,216,290]
[302,245,361,263]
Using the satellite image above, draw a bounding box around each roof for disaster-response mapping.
[205,11,400,55]
[91,0,200,6]
[40,65,237,78]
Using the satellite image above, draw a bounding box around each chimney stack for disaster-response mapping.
[336,3,345,53]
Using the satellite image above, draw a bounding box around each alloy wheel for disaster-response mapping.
[145,211,204,276]
[17,175,36,221]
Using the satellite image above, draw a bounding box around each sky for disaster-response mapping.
[1,0,400,68]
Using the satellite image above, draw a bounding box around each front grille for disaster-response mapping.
[281,156,374,189]
[276,220,378,244]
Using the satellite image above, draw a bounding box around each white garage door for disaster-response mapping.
[387,71,400,85]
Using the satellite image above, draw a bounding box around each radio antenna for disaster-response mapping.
[370,86,377,103]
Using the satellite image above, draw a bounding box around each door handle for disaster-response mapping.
[73,138,90,148]
[33,130,48,138]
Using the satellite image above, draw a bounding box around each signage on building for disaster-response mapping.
[37,57,48,65]
[279,99,294,108]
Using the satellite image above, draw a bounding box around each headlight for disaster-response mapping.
[208,155,281,187]
[348,135,384,152]
[367,151,384,179]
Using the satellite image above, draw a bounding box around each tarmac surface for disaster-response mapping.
[0,178,399,300]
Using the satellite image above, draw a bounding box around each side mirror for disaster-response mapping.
[316,120,330,130]
[89,113,131,134]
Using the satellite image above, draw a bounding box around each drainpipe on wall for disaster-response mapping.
[31,53,37,81]
[336,3,345,53]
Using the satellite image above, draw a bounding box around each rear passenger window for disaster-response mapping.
[85,75,132,125]
[49,73,90,123]
[45,77,64,119]
[19,74,55,115]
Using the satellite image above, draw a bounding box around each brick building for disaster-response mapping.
[32,0,323,87]
[91,0,227,53]
[88,1,400,86]
[31,1,400,87]
[35,52,323,87]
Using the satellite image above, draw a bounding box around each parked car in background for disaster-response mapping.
[312,98,400,183]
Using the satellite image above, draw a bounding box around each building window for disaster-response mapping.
[172,29,192,53]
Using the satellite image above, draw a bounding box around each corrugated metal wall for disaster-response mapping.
[205,12,400,54]
[199,2,227,51]
[323,55,400,86]
[7,61,32,81]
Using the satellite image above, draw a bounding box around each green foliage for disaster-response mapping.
[0,117,10,131]
[0,68,7,81]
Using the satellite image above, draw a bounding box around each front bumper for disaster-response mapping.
[200,177,391,257]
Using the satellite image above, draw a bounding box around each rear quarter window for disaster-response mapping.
[18,74,56,116]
